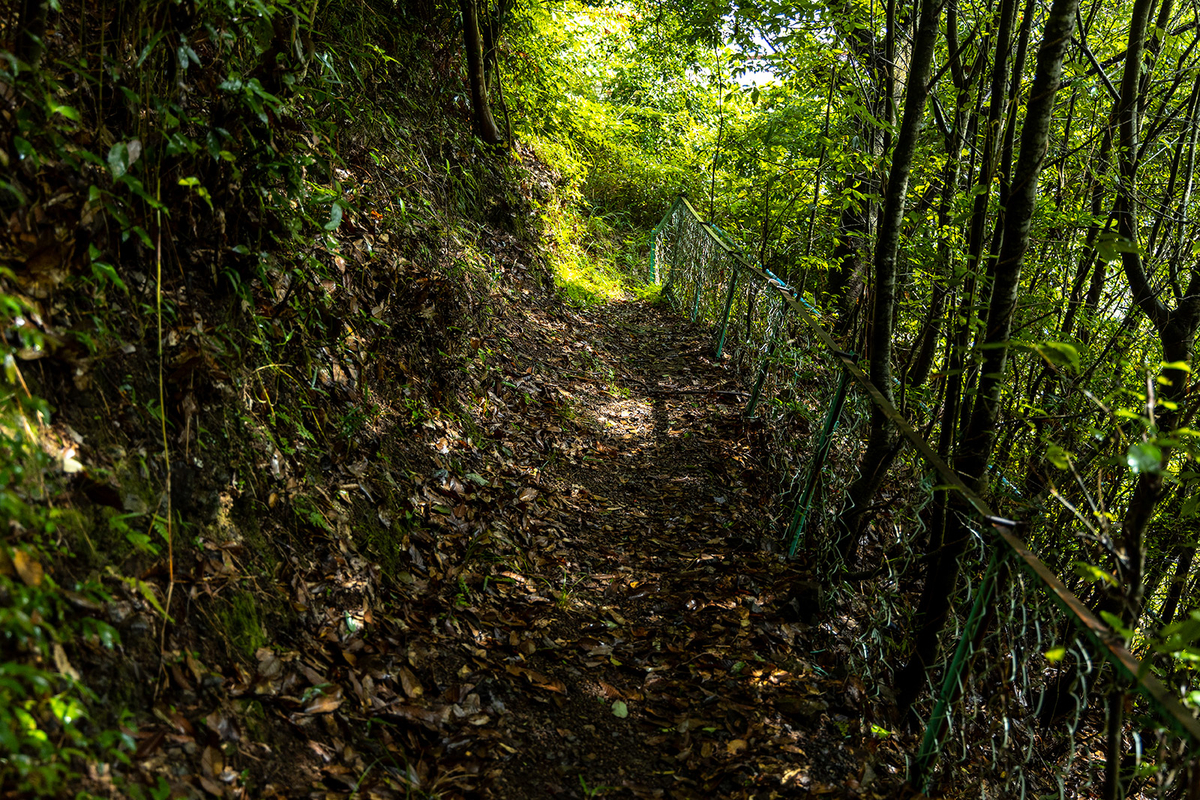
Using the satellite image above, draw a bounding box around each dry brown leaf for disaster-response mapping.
[305,686,344,714]
[726,738,747,756]
[380,703,451,730]
[185,651,206,685]
[256,650,283,679]
[200,744,224,777]
[133,730,166,760]
[597,680,623,700]
[198,775,224,797]
[505,664,567,694]
[535,675,567,694]
[205,710,239,742]
[398,665,423,699]
[12,549,43,587]
[52,643,81,681]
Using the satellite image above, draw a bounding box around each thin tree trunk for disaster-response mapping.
[1161,545,1196,626]
[897,0,1080,714]
[16,0,49,70]
[928,0,1023,565]
[461,0,504,145]
[1113,0,1187,623]
[835,0,943,562]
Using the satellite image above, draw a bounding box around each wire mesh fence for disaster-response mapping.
[650,194,1200,797]
[652,196,869,549]
[910,520,1200,798]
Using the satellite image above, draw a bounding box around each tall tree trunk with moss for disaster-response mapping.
[461,0,504,145]
[833,0,943,562]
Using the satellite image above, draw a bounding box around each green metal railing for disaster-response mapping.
[651,194,1200,797]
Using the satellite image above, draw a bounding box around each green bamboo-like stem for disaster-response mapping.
[785,360,853,558]
[715,268,739,358]
[745,304,787,418]
[911,544,1008,791]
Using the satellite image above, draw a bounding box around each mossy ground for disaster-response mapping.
[218,591,269,659]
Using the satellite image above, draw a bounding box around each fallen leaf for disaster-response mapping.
[398,665,423,699]
[612,700,628,718]
[205,709,239,742]
[727,738,747,755]
[305,686,344,714]
[133,730,166,759]
[12,550,43,587]
[505,664,567,693]
[379,703,452,730]
[186,651,206,684]
[201,744,224,777]
[52,644,81,681]
[597,680,623,699]
[256,649,283,679]
[199,775,224,796]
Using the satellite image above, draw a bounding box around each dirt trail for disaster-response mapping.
[392,299,910,799]
[154,294,920,800]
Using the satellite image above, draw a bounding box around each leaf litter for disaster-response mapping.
[53,219,914,797]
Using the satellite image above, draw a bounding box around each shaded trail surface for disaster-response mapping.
[377,298,911,799]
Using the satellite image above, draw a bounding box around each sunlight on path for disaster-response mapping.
[448,299,900,799]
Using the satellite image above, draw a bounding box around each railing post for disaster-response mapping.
[649,223,660,286]
[745,306,787,418]
[715,266,739,358]
[784,354,854,558]
[910,542,1009,792]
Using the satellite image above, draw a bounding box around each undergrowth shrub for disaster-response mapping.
[0,0,527,790]
[0,376,130,794]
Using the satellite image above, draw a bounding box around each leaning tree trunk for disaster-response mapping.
[461,0,504,145]
[834,0,943,562]
[1113,0,1194,626]
[924,0,1020,560]
[895,0,1080,714]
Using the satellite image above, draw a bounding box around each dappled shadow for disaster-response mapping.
[429,297,904,799]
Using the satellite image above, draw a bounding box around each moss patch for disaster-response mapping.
[219,592,268,658]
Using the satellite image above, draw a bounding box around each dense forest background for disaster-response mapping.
[7,0,1200,795]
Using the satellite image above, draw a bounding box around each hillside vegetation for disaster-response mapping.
[6,0,1200,797]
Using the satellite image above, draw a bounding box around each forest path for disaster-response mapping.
[386,298,909,799]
